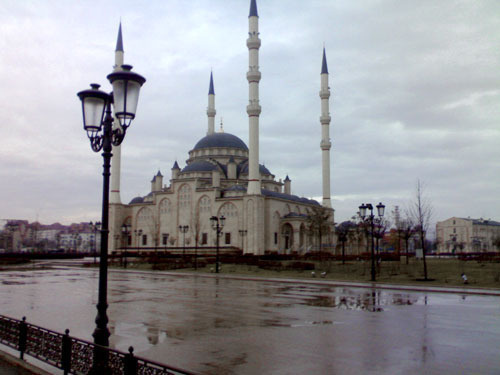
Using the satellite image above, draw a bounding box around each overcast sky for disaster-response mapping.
[0,0,499,230]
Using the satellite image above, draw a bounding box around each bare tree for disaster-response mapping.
[400,216,415,265]
[336,221,356,264]
[146,213,160,251]
[306,205,333,253]
[409,179,433,280]
[191,204,202,269]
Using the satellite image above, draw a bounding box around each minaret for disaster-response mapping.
[110,22,124,204]
[246,0,262,195]
[207,71,216,135]
[320,47,332,208]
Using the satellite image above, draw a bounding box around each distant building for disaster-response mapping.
[0,220,100,253]
[436,217,500,253]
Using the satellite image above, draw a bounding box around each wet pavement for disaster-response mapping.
[1,262,499,374]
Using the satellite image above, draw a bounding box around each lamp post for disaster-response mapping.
[77,64,145,374]
[210,216,225,273]
[90,221,101,264]
[121,224,131,268]
[359,202,385,282]
[179,225,189,257]
[238,229,247,252]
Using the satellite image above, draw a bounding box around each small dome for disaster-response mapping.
[129,196,144,204]
[225,184,247,192]
[240,163,272,176]
[181,160,218,173]
[193,133,248,151]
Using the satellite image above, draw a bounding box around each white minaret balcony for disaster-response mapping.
[320,139,332,150]
[207,107,216,117]
[320,115,331,124]
[247,102,262,116]
[319,89,330,99]
[247,34,261,49]
[247,69,261,82]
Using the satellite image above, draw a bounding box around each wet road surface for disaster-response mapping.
[1,263,499,374]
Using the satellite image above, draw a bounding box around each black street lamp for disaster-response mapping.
[210,216,225,273]
[77,64,145,374]
[238,229,247,252]
[359,202,385,282]
[179,225,189,257]
[121,224,131,268]
[90,221,101,264]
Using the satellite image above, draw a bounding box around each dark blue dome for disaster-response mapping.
[240,163,272,176]
[181,160,218,173]
[193,133,248,151]
[129,196,144,204]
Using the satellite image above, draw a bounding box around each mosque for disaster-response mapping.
[108,0,334,255]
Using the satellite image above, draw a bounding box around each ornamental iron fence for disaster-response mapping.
[0,314,201,375]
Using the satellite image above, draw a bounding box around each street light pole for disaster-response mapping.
[359,202,385,282]
[210,216,225,273]
[78,65,145,374]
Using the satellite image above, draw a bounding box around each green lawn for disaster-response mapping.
[115,257,500,289]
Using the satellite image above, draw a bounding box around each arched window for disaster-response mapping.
[178,184,192,209]
[198,195,211,214]
[137,207,153,227]
[159,199,171,215]
[219,202,238,218]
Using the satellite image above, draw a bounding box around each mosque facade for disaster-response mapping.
[108,0,334,255]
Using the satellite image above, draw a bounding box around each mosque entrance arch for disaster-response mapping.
[281,223,293,253]
[299,223,306,253]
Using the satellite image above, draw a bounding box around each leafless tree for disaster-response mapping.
[399,216,415,265]
[191,204,201,269]
[306,205,333,253]
[146,213,160,251]
[409,179,433,280]
[336,221,356,264]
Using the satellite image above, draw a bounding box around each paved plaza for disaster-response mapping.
[1,263,499,374]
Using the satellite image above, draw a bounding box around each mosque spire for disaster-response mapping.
[207,71,216,135]
[110,22,125,206]
[113,22,124,72]
[321,47,328,74]
[249,0,258,17]
[209,70,215,95]
[246,0,262,195]
[116,22,124,52]
[319,47,332,208]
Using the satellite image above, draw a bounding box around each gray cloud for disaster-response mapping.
[0,0,498,229]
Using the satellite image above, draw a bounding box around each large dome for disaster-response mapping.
[193,133,248,151]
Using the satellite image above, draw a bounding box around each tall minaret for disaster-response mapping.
[246,0,262,195]
[320,47,332,208]
[207,71,216,135]
[110,23,124,204]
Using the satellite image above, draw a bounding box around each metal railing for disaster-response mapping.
[0,314,201,375]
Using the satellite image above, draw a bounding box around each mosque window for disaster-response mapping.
[137,207,153,227]
[220,202,238,218]
[274,232,278,244]
[202,233,208,245]
[142,234,148,246]
[225,232,231,245]
[199,196,211,214]
[179,185,192,209]
[160,199,171,215]
[162,234,169,245]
